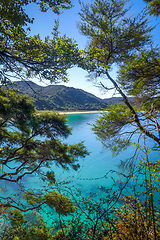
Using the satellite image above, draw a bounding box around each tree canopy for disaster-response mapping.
[0,0,160,239]
[0,0,82,84]
[77,1,160,238]
[143,0,160,16]
[0,0,89,235]
[0,87,88,183]
[78,0,160,155]
[0,0,88,184]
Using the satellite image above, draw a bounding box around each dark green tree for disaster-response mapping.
[77,1,160,238]
[143,0,160,16]
[0,0,88,187]
[0,88,88,184]
[0,0,89,238]
[1,0,160,239]
[78,0,160,155]
[0,0,82,84]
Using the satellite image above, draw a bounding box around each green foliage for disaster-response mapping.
[0,87,88,238]
[78,0,154,72]
[92,103,138,154]
[144,0,160,16]
[9,209,26,227]
[79,0,160,151]
[44,191,76,215]
[0,88,88,205]
[6,81,107,111]
[0,87,35,119]
[104,154,160,239]
[77,2,160,236]
[118,49,160,110]
[1,0,160,239]
[52,229,67,240]
[0,0,72,27]
[0,2,89,238]
[1,151,160,239]
[46,171,56,184]
[0,0,81,85]
[4,213,55,240]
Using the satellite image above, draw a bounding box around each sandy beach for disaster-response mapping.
[58,110,105,115]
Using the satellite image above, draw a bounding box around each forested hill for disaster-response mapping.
[7,81,124,111]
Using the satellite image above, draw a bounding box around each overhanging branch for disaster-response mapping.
[105,70,160,146]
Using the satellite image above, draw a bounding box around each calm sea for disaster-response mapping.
[1,113,159,226]
[2,112,159,195]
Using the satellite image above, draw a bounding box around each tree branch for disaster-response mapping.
[105,70,160,146]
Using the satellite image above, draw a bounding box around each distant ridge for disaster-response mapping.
[6,81,128,111]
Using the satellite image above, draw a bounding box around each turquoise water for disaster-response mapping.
[1,113,119,195]
[20,113,126,191]
[55,113,134,191]
[1,113,159,228]
[42,112,159,226]
[2,112,159,195]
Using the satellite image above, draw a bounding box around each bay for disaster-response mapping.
[3,112,158,195]
[40,112,159,226]
[1,112,159,228]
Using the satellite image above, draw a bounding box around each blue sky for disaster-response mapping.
[25,0,160,99]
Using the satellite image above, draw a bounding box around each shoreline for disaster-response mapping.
[58,110,105,115]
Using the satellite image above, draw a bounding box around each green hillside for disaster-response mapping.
[9,81,107,111]
[6,81,130,111]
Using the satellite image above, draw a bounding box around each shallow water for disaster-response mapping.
[1,113,159,227]
[2,112,159,194]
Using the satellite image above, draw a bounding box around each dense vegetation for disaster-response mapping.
[0,0,89,239]
[78,0,160,238]
[6,81,107,110]
[0,0,160,239]
[5,81,128,111]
